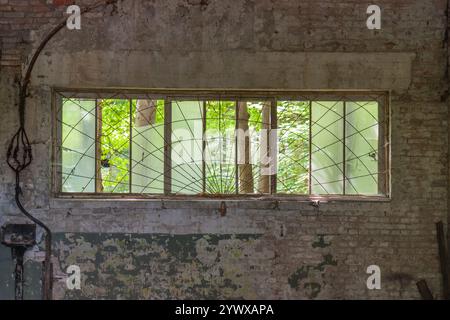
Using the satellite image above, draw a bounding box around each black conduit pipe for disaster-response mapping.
[6,0,120,300]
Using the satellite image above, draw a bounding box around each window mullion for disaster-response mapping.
[129,99,133,193]
[164,99,172,195]
[95,99,103,193]
[270,99,277,195]
[343,101,346,195]
[308,100,312,195]
[235,100,239,195]
[379,95,389,196]
[54,93,63,194]
[202,101,206,193]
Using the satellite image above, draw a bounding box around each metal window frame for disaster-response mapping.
[51,88,391,201]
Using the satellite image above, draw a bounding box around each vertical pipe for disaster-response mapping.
[436,221,450,299]
[13,247,26,300]
[43,221,53,300]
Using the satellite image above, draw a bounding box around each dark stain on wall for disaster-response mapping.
[288,254,338,299]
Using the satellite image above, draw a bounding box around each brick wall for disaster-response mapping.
[0,0,449,299]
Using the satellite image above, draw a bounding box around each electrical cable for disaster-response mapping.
[5,0,119,300]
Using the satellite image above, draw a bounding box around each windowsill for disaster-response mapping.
[52,193,391,203]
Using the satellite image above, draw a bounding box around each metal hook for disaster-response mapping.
[310,200,320,209]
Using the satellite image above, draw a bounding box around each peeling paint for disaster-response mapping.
[52,232,263,299]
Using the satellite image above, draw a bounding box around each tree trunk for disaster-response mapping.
[258,102,271,193]
[135,99,157,127]
[237,102,254,193]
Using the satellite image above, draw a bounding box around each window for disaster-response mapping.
[53,90,390,198]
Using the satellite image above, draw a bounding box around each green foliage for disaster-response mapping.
[100,99,131,193]
[99,99,311,194]
[154,100,165,124]
[62,97,380,196]
[277,101,310,194]
[205,101,235,193]
[63,98,311,194]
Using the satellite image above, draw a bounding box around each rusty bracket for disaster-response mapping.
[219,201,227,217]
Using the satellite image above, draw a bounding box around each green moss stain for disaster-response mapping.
[315,254,338,271]
[288,266,310,289]
[288,254,337,299]
[304,282,321,299]
[164,235,199,261]
[312,235,331,248]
